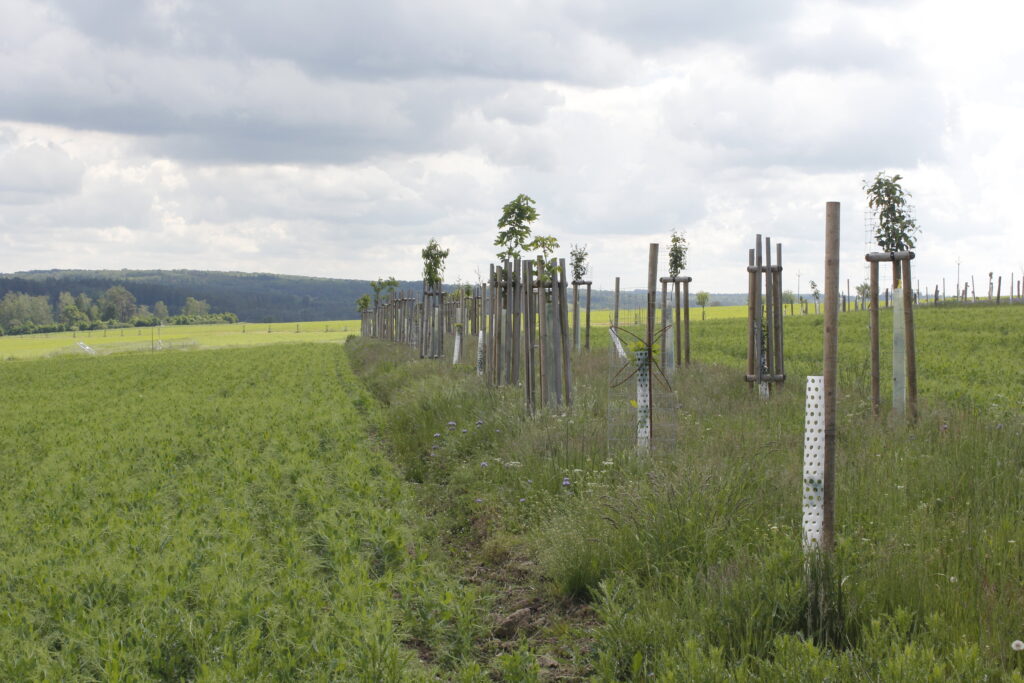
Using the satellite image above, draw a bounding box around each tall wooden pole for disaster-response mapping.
[613,277,620,329]
[869,260,880,416]
[682,279,691,366]
[646,244,658,444]
[584,282,592,351]
[822,201,840,552]
[747,249,756,391]
[902,257,918,422]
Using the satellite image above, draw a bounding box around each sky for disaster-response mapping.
[1,0,1022,295]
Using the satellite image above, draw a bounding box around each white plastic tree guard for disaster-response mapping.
[636,348,651,451]
[802,375,825,549]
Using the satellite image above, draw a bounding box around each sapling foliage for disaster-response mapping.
[570,244,589,282]
[696,291,709,320]
[495,193,559,265]
[864,172,919,253]
[421,239,450,289]
[370,277,398,305]
[668,231,688,279]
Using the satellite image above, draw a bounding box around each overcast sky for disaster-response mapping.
[1,0,1022,294]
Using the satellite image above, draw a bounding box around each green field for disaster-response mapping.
[0,344,483,680]
[3,304,1024,680]
[0,320,359,360]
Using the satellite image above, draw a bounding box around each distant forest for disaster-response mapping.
[0,270,422,325]
[0,269,748,329]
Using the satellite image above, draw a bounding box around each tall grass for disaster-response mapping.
[348,302,1024,680]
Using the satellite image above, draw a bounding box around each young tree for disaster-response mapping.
[421,238,450,288]
[569,243,589,282]
[494,193,559,265]
[864,172,919,253]
[856,282,871,301]
[495,194,539,261]
[153,301,170,320]
[355,294,371,313]
[810,280,821,313]
[668,231,688,279]
[370,276,399,305]
[696,291,710,320]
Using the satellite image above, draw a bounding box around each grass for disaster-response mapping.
[0,344,488,680]
[0,319,359,360]
[3,300,1024,679]
[347,301,1024,680]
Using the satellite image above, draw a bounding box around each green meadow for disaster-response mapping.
[0,320,358,360]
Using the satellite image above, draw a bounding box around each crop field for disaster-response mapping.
[2,303,1023,680]
[0,320,358,360]
[0,344,486,680]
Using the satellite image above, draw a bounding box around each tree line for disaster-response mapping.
[0,285,236,335]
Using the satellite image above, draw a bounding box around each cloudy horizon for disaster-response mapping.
[1,0,1022,296]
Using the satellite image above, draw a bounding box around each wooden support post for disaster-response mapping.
[512,258,522,384]
[755,235,767,398]
[572,281,581,352]
[584,282,592,351]
[869,260,880,416]
[673,280,682,367]
[537,261,548,407]
[661,279,671,370]
[559,260,572,407]
[683,279,691,366]
[764,237,776,384]
[523,261,535,413]
[613,277,620,329]
[902,258,918,422]
[822,201,840,552]
[774,242,785,381]
[747,248,756,391]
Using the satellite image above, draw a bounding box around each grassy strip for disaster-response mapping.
[348,301,1024,680]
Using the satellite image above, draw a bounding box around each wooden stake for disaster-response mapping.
[613,277,620,329]
[747,248,756,391]
[869,260,880,416]
[585,282,592,351]
[902,257,918,422]
[646,244,658,441]
[822,201,840,552]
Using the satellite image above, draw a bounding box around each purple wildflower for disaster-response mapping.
[474,498,483,503]
[481,461,488,468]
[476,420,484,426]
[433,433,441,439]
[461,429,468,434]
[562,477,571,487]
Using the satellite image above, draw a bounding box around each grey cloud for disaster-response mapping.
[568,0,799,51]
[0,139,85,203]
[750,22,920,76]
[480,85,565,125]
[664,72,946,173]
[46,0,633,85]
